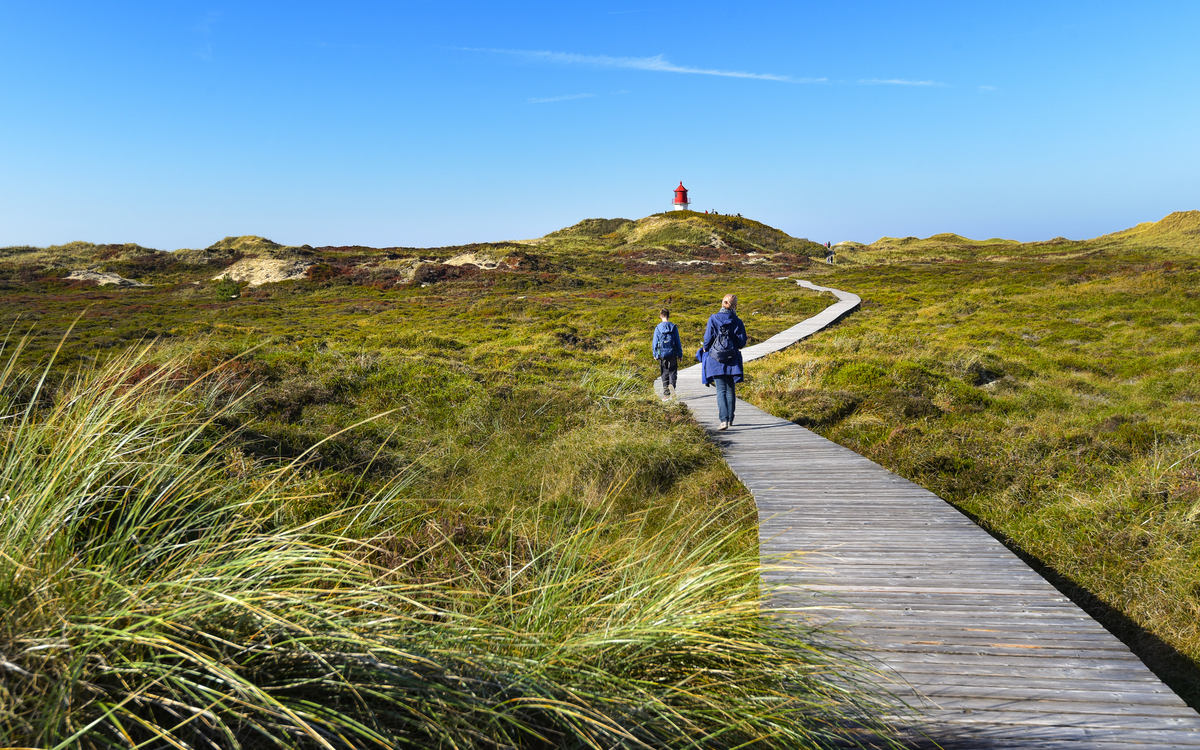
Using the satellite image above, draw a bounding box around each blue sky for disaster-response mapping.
[2,1,1198,249]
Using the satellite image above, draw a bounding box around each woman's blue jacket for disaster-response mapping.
[701,308,748,384]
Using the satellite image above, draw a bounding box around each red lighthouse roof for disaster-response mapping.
[673,182,689,204]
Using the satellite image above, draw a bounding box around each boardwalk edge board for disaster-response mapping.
[665,280,1200,747]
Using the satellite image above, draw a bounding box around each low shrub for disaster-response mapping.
[212,274,241,300]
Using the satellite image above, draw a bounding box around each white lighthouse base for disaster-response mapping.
[672,203,689,211]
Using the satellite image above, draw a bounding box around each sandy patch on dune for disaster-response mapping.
[214,258,315,286]
[444,252,511,270]
[67,270,152,287]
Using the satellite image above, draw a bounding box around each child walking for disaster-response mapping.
[651,308,683,399]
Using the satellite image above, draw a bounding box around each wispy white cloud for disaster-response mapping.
[193,10,220,60]
[457,48,958,88]
[979,85,996,91]
[858,78,943,87]
[463,48,806,82]
[528,93,595,104]
[194,9,219,34]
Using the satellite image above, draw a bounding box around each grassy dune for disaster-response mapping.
[834,210,1200,264]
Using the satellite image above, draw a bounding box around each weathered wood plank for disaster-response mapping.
[914,684,1189,706]
[900,678,1186,700]
[822,627,1126,643]
[903,697,1195,719]
[899,710,1200,729]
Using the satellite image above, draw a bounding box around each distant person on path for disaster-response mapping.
[701,294,748,430]
[652,308,683,400]
[825,242,834,264]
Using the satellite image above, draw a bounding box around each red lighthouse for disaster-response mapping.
[672,182,690,211]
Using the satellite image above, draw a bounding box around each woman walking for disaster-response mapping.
[701,294,748,430]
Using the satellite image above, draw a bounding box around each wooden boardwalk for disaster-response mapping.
[670,281,1200,748]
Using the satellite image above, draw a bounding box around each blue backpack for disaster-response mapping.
[710,319,739,363]
[655,324,675,358]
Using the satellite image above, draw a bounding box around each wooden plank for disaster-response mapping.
[778,583,1064,596]
[861,637,1137,653]
[868,652,1166,676]
[821,628,1125,643]
[893,727,1200,750]
[781,607,1097,622]
[895,677,1185,699]
[863,642,1136,657]
[781,561,1055,572]
[902,710,1200,730]
[900,697,1196,719]
[914,684,1189,706]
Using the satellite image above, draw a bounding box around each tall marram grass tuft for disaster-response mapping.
[0,341,897,749]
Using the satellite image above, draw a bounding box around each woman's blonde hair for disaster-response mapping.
[721,294,737,309]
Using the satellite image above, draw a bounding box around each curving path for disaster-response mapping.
[667,281,1200,748]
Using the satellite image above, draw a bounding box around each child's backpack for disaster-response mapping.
[655,324,675,358]
[710,319,739,363]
